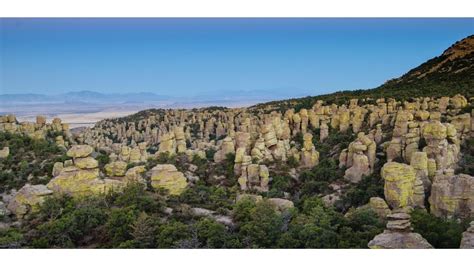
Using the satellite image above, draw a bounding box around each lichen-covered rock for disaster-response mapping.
[66,145,94,158]
[423,121,447,140]
[381,162,416,209]
[410,152,430,190]
[151,164,187,195]
[429,171,473,219]
[214,136,235,163]
[124,165,147,184]
[104,161,128,177]
[47,167,123,196]
[238,163,270,192]
[158,132,176,155]
[7,184,53,218]
[300,133,319,168]
[368,197,391,219]
[74,157,99,169]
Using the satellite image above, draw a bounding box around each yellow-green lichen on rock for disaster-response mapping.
[46,144,126,198]
[104,161,128,177]
[47,168,124,197]
[422,121,447,140]
[150,164,187,195]
[7,184,53,218]
[74,157,99,169]
[429,172,473,219]
[66,145,94,158]
[381,162,416,209]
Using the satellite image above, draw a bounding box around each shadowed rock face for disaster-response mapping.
[460,221,474,249]
[368,212,433,249]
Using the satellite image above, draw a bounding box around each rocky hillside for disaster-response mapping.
[0,36,473,249]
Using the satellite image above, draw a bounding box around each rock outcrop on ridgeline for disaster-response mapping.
[368,212,433,249]
[0,114,71,143]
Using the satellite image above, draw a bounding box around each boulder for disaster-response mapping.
[7,184,53,218]
[74,157,99,169]
[368,197,391,219]
[0,147,9,159]
[268,198,294,212]
[66,145,94,158]
[124,165,147,184]
[52,162,64,177]
[47,167,123,197]
[104,161,128,177]
[150,164,187,195]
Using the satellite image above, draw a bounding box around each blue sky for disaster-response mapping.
[0,18,473,97]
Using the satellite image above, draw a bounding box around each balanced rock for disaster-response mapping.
[368,211,433,249]
[66,145,93,158]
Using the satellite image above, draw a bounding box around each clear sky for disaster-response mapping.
[0,18,473,97]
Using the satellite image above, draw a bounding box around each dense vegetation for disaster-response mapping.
[0,132,67,193]
[0,183,387,248]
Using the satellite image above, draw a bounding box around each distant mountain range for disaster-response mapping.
[0,88,315,107]
[0,91,172,104]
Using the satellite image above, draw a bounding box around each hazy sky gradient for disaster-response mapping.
[1,18,473,96]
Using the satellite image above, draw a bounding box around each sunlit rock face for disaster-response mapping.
[7,184,53,219]
[47,145,125,197]
[368,212,433,249]
[381,162,417,210]
[150,164,187,195]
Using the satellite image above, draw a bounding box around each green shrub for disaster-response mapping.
[410,209,465,248]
